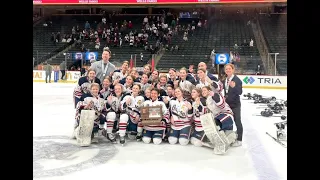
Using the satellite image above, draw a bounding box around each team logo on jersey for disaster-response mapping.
[33,136,117,178]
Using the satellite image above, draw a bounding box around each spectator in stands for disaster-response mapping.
[44,61,53,83]
[60,60,66,80]
[85,21,90,31]
[222,63,243,147]
[90,48,116,82]
[250,39,254,47]
[255,64,261,75]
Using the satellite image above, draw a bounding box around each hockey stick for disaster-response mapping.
[266,132,287,148]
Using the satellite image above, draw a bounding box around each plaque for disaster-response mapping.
[140,105,163,126]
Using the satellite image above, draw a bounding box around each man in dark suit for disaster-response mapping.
[222,64,243,147]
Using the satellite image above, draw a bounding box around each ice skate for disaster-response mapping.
[119,136,126,146]
[231,140,242,147]
[200,113,228,155]
[91,134,99,143]
[107,133,117,143]
[76,110,96,147]
[136,132,142,142]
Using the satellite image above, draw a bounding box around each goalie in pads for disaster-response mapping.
[73,83,107,146]
[199,86,237,155]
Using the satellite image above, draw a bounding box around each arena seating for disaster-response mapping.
[33,16,77,66]
[49,15,156,68]
[157,16,263,74]
[259,14,287,75]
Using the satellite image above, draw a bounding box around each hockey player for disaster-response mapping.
[121,75,135,94]
[138,73,152,94]
[74,83,106,144]
[190,88,210,147]
[112,61,129,82]
[195,68,221,90]
[162,84,175,141]
[168,87,193,145]
[104,83,127,143]
[73,69,101,108]
[119,84,145,145]
[141,88,170,145]
[201,86,237,153]
[175,67,196,100]
[100,76,113,99]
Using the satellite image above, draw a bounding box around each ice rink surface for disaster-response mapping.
[33,83,287,180]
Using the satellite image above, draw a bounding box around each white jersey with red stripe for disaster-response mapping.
[105,95,123,114]
[141,99,170,131]
[195,78,223,94]
[169,98,193,130]
[73,76,100,99]
[206,92,234,122]
[192,97,208,131]
[75,93,106,121]
[120,94,145,124]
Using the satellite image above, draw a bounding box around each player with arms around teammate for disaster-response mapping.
[141,88,170,145]
[190,88,211,147]
[119,84,145,145]
[168,87,193,145]
[73,83,106,143]
[174,67,196,101]
[73,69,101,108]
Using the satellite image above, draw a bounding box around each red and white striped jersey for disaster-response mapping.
[206,92,234,121]
[169,98,193,130]
[192,97,208,131]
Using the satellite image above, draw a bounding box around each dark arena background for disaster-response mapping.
[33,0,287,180]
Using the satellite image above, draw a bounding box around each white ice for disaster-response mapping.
[33,83,287,180]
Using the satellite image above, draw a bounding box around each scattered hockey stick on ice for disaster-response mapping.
[266,132,287,148]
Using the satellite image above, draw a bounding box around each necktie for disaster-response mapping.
[226,78,230,94]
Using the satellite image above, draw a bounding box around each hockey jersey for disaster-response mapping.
[141,100,170,131]
[100,87,113,99]
[73,76,101,99]
[120,94,145,124]
[192,97,207,131]
[195,77,223,94]
[75,93,106,121]
[112,70,127,82]
[105,94,126,114]
[206,92,234,121]
[169,98,193,130]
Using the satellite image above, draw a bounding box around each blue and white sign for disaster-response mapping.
[85,52,98,61]
[215,53,230,65]
[73,52,84,60]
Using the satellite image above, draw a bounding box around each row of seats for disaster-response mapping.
[157,16,264,73]
[259,14,287,75]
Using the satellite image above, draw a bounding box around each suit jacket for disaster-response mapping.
[90,60,116,82]
[222,75,243,108]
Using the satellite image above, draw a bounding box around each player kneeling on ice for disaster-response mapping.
[190,88,213,148]
[73,83,107,146]
[168,87,193,145]
[119,84,145,145]
[104,83,128,143]
[200,86,237,155]
[141,88,170,145]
